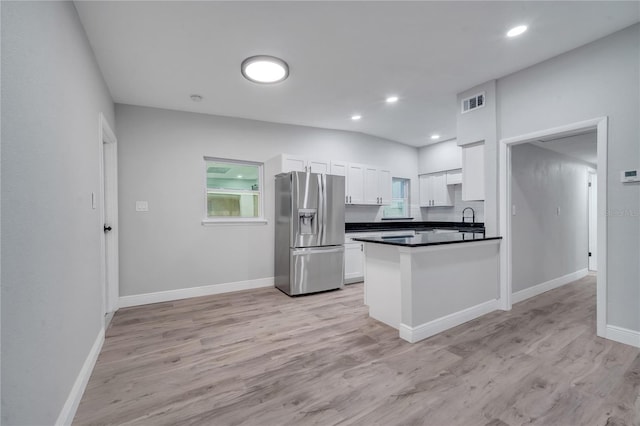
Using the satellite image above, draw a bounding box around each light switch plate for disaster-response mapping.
[135,201,149,212]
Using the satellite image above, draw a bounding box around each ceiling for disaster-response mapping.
[531,131,597,167]
[75,1,639,148]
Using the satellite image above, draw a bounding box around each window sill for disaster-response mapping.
[202,219,268,226]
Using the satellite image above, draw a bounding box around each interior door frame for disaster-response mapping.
[498,117,608,338]
[588,171,598,272]
[98,113,119,315]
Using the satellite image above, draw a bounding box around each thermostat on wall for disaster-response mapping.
[620,169,640,183]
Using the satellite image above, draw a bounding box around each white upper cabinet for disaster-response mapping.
[307,159,330,174]
[275,154,330,174]
[419,172,453,207]
[461,143,485,201]
[364,166,391,205]
[377,169,392,205]
[281,154,307,172]
[364,166,379,204]
[446,169,462,185]
[346,163,365,205]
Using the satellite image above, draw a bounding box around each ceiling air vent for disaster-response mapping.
[461,92,486,114]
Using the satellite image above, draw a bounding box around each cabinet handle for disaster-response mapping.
[360,244,363,252]
[346,195,349,203]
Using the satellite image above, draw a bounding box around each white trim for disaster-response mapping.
[98,113,119,315]
[512,268,589,304]
[605,325,640,348]
[499,117,608,338]
[55,328,105,426]
[119,277,274,308]
[399,299,499,343]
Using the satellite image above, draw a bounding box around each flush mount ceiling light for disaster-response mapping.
[386,96,399,103]
[190,94,203,102]
[241,55,289,84]
[506,25,528,38]
[431,134,441,140]
[351,115,362,121]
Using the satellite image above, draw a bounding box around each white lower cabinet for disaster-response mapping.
[344,241,365,284]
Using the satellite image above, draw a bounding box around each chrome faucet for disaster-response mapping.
[462,207,475,224]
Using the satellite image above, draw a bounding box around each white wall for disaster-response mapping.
[417,139,462,174]
[496,24,639,331]
[1,2,114,425]
[115,104,419,297]
[511,144,590,292]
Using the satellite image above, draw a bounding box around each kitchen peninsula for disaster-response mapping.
[353,232,502,343]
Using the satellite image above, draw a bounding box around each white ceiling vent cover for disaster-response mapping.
[461,92,486,114]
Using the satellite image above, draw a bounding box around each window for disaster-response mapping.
[383,177,410,218]
[203,157,264,223]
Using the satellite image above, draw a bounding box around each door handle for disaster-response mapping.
[104,225,112,233]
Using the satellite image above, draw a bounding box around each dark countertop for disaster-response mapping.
[345,221,484,233]
[353,231,501,247]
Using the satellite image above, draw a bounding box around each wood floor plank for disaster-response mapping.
[74,275,640,425]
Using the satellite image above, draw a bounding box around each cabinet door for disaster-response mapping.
[432,172,453,206]
[308,159,329,174]
[446,169,462,185]
[281,155,307,173]
[330,161,348,203]
[363,165,379,205]
[462,143,485,201]
[344,242,364,283]
[347,163,365,204]
[419,175,432,207]
[378,169,392,205]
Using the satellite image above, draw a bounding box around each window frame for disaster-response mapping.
[202,156,266,225]
[382,177,411,219]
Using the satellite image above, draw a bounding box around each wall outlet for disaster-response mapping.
[135,201,149,212]
[511,205,516,216]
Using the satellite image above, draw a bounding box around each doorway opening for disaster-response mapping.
[99,113,119,324]
[499,117,607,338]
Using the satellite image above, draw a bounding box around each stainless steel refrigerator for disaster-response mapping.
[274,171,345,296]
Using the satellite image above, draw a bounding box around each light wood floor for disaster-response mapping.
[74,275,640,426]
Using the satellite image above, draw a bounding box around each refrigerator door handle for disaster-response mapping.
[292,246,344,256]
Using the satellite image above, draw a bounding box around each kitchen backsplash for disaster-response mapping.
[345,185,483,223]
[421,185,484,223]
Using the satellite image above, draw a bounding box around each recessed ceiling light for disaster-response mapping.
[386,96,399,103]
[351,115,362,121]
[241,55,289,84]
[190,94,203,102]
[237,175,243,178]
[506,25,528,38]
[431,134,441,140]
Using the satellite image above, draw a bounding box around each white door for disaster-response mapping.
[99,114,119,315]
[588,172,597,271]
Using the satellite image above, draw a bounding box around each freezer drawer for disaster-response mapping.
[283,246,344,296]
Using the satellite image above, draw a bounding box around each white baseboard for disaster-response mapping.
[605,325,640,348]
[512,268,589,304]
[118,277,274,308]
[56,327,105,426]
[399,299,499,343]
